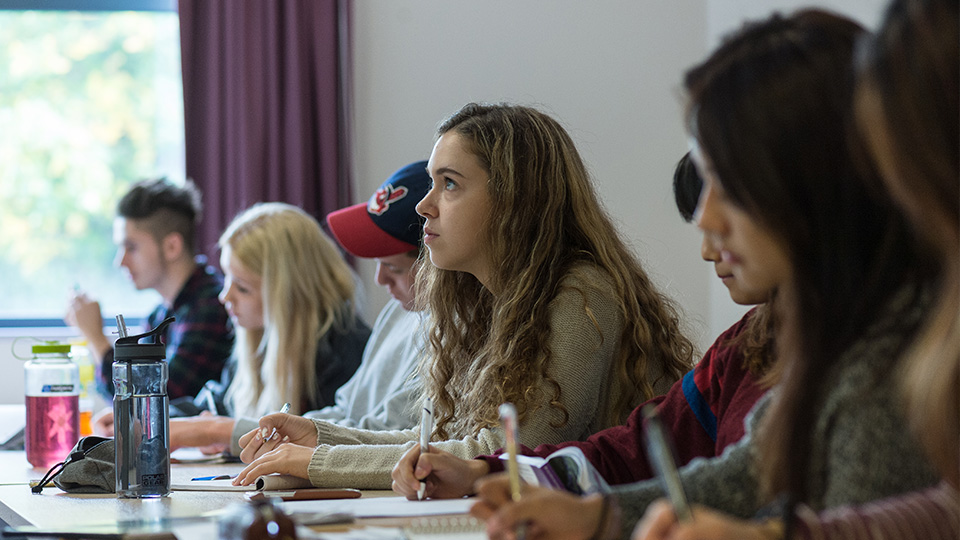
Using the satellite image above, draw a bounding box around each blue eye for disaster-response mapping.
[444,178,456,190]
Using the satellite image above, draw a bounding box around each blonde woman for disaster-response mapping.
[231,103,695,490]
[167,202,371,454]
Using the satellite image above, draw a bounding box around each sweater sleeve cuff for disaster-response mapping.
[231,417,258,456]
[312,417,335,445]
[307,445,330,487]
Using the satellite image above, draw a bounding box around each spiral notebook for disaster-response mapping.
[294,517,484,540]
[402,516,485,539]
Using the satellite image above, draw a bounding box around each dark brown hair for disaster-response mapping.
[685,9,929,502]
[117,177,202,254]
[856,0,959,487]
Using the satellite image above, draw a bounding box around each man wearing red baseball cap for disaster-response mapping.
[307,161,431,430]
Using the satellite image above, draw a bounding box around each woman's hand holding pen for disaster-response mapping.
[391,444,491,500]
[632,501,779,540]
[470,474,613,540]
[237,412,317,463]
[232,442,314,486]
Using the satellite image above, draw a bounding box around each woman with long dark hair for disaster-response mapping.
[635,0,959,538]
[471,10,941,540]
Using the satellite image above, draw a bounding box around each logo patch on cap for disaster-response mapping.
[368,184,409,216]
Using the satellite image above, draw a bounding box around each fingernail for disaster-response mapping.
[281,435,289,443]
[260,427,269,439]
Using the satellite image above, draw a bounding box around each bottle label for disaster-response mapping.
[41,384,76,393]
[141,473,167,488]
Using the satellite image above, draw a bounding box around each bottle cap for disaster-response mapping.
[31,341,71,355]
[114,316,176,362]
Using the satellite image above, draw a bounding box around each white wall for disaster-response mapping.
[349,0,714,351]
[348,0,889,355]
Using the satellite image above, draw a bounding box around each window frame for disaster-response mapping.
[0,1,175,12]
[0,0,179,329]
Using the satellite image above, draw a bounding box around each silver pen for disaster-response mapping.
[417,397,433,500]
[263,402,291,442]
[642,404,693,522]
[202,380,219,415]
[204,392,218,415]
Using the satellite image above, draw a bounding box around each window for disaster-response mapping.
[0,1,183,325]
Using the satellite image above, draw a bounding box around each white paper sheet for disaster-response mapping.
[0,404,25,446]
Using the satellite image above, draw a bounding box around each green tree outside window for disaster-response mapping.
[0,9,184,321]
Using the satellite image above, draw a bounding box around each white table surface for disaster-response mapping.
[0,450,439,539]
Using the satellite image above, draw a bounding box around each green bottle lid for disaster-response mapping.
[31,341,71,355]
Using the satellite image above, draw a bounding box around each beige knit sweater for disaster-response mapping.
[304,265,670,488]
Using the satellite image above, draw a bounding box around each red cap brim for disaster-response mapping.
[326,203,418,258]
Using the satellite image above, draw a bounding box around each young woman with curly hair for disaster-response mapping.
[230,103,696,490]
[390,151,776,501]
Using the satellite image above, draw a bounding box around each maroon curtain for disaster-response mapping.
[178,0,353,260]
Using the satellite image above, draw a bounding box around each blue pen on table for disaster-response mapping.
[417,397,433,501]
[499,402,526,540]
[191,474,235,481]
[262,402,291,442]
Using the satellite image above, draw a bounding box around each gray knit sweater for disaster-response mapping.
[612,287,940,538]
[301,265,672,489]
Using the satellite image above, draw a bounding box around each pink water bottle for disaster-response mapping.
[24,341,80,469]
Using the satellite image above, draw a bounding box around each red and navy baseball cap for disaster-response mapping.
[326,161,431,258]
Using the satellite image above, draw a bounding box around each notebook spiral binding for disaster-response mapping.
[402,515,485,539]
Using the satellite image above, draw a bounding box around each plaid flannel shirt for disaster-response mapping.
[97,258,234,400]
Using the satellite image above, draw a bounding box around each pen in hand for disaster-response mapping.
[204,391,218,416]
[499,402,526,540]
[417,397,433,501]
[262,402,291,442]
[642,403,693,522]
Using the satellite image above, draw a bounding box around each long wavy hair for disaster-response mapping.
[856,0,959,488]
[416,103,695,439]
[221,203,358,417]
[684,10,931,502]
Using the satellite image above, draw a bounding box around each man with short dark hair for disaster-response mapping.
[313,160,430,429]
[66,177,233,400]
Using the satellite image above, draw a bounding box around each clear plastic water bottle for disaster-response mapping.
[113,316,174,498]
[71,341,95,437]
[24,341,80,469]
